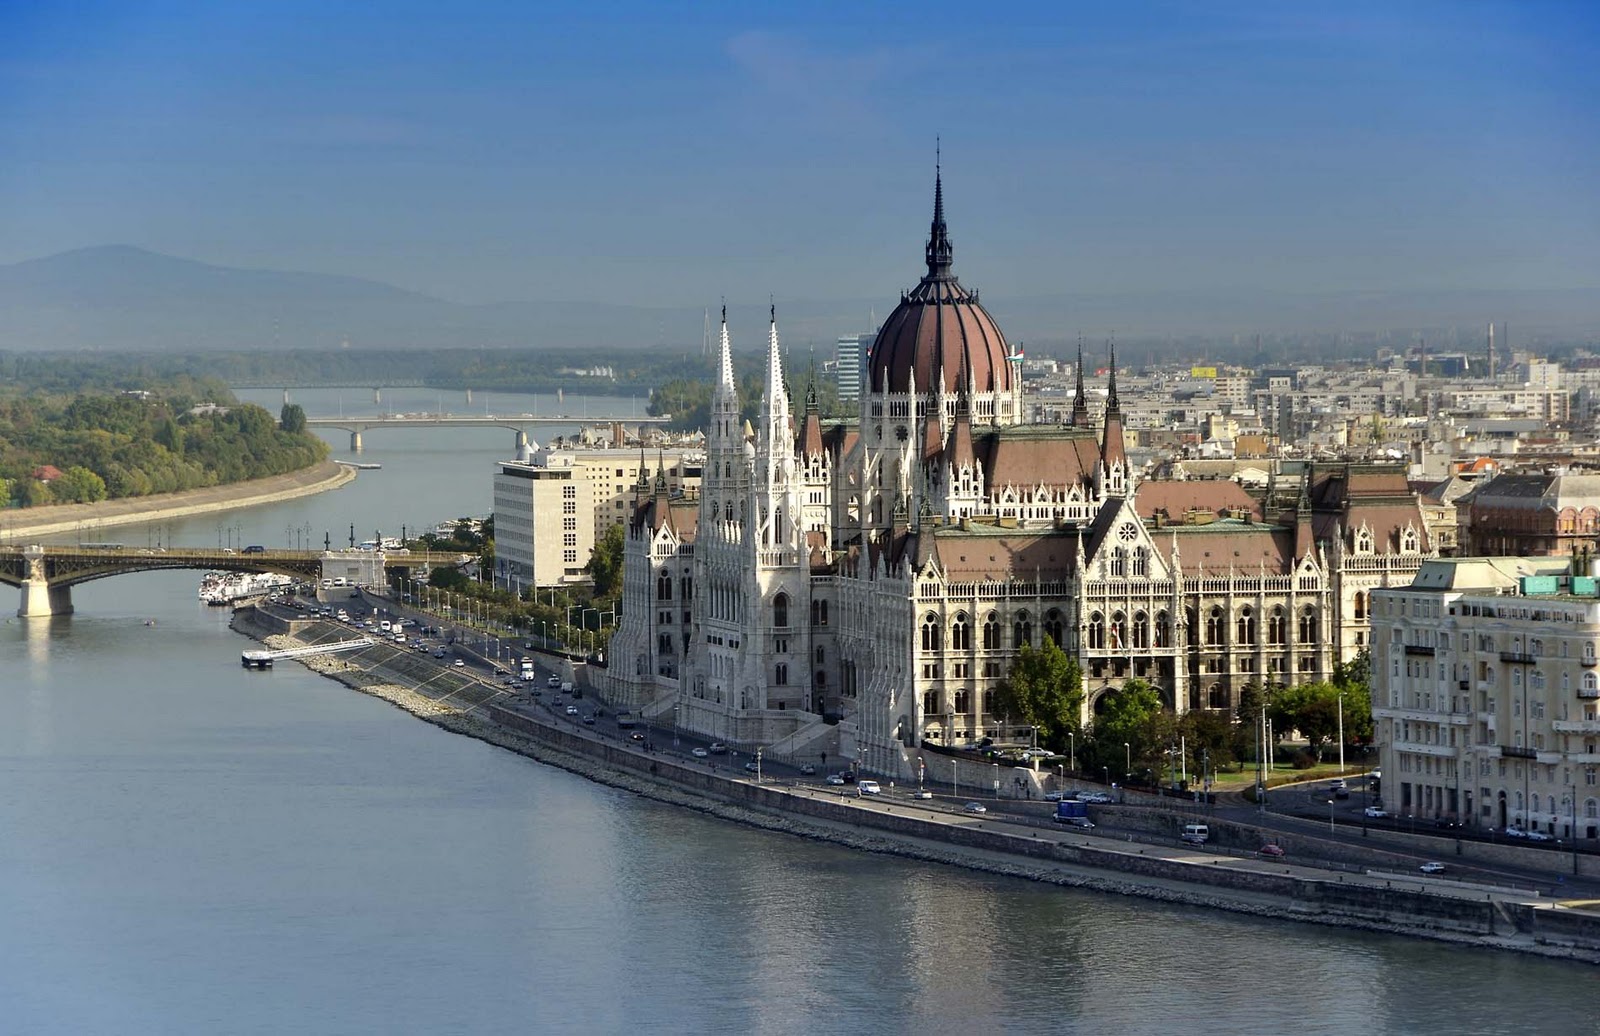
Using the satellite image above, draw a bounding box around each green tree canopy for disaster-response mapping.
[279,403,306,434]
[1090,679,1171,779]
[993,640,1082,752]
[1268,681,1345,762]
[585,522,626,597]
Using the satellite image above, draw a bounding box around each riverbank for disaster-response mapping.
[233,607,1600,964]
[0,460,356,541]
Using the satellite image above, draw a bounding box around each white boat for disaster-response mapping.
[198,570,295,605]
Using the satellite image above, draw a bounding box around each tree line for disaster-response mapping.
[994,639,1374,785]
[0,387,329,508]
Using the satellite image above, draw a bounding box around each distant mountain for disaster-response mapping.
[1,245,1595,356]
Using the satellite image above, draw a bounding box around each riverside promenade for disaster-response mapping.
[232,601,1600,963]
[0,460,356,541]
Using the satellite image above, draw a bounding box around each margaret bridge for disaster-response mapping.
[0,544,470,617]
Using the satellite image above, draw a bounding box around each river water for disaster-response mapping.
[1,389,1592,1034]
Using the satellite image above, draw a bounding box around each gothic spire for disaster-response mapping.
[713,301,737,402]
[925,139,953,279]
[1106,335,1121,413]
[1070,332,1090,427]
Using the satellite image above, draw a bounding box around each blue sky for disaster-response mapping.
[1,1,1595,310]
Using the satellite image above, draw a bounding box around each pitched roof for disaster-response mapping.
[978,426,1100,490]
[1134,479,1255,520]
[926,525,1081,581]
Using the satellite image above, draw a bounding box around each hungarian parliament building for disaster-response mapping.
[603,172,1432,778]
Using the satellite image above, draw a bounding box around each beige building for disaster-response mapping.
[1373,557,1600,841]
[494,444,703,589]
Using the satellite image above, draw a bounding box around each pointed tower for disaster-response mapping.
[1097,339,1129,496]
[1070,333,1090,428]
[702,304,748,537]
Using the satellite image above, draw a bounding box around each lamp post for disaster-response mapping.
[993,762,1000,800]
[1123,742,1131,784]
[756,746,763,784]
[673,703,681,748]
[1328,798,1336,834]
[1068,731,1075,774]
[1337,690,1346,777]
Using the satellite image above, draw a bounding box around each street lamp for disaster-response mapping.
[1328,798,1336,834]
[1337,690,1346,777]
[756,746,763,784]
[1123,742,1131,782]
[992,762,1000,800]
[1067,731,1075,773]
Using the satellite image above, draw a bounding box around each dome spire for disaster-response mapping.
[925,137,953,278]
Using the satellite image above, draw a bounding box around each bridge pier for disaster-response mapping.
[465,388,472,405]
[283,388,290,405]
[350,430,364,453]
[18,547,72,617]
[374,388,382,405]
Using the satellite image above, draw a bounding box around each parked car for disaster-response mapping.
[1043,790,1065,802]
[798,763,816,776]
[912,789,933,800]
[1419,862,1447,874]
[1364,806,1388,818]
[1526,830,1556,843]
[964,802,988,814]
[453,659,465,668]
[1062,816,1094,829]
[744,762,760,773]
[1078,791,1112,804]
[581,715,595,726]
[826,774,846,786]
[1503,826,1529,839]
[691,747,709,758]
[707,742,728,755]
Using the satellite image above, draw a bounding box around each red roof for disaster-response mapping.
[32,464,63,482]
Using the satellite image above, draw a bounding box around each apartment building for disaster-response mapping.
[1373,557,1600,841]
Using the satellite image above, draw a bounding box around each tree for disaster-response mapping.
[1268,681,1345,762]
[585,522,626,597]
[994,640,1082,752]
[54,466,107,504]
[279,403,306,434]
[1090,679,1167,779]
[429,566,470,591]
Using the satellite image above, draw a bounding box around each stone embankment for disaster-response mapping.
[234,609,1600,963]
[0,460,355,540]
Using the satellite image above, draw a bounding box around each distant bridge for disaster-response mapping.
[304,413,668,452]
[0,545,468,617]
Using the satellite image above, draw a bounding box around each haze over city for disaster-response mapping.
[2,1,1597,350]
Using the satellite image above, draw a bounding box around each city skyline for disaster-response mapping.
[2,2,1596,319]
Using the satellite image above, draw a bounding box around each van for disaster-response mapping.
[1181,823,1209,845]
[856,780,882,796]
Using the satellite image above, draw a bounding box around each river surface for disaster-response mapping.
[2,389,1594,1034]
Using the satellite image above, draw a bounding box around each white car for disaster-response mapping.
[964,802,987,814]
[912,789,933,800]
[1043,790,1065,802]
[826,774,846,786]
[1419,862,1446,874]
[857,780,882,795]
[691,747,709,758]
[453,659,465,668]
[1364,806,1388,818]
[565,705,579,716]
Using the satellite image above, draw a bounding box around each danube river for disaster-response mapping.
[1,389,1592,1034]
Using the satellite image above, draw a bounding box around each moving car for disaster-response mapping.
[708,742,728,755]
[1419,862,1446,874]
[826,774,846,786]
[1364,806,1388,818]
[912,789,933,800]
[856,780,881,795]
[1257,843,1286,858]
[565,705,579,715]
[1061,816,1094,829]
[798,763,816,776]
[691,747,709,758]
[453,659,466,668]
[548,676,562,688]
[744,762,760,773]
[1526,830,1556,843]
[963,802,987,814]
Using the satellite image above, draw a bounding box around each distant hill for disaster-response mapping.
[1,245,1595,356]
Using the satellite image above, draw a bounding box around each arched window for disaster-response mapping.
[982,612,1000,650]
[1587,799,1599,820]
[1299,607,1317,645]
[1044,609,1065,647]
[657,575,672,601]
[1206,606,1223,646]
[1155,611,1171,648]
[951,613,971,651]
[1013,611,1032,649]
[1353,591,1367,620]
[1186,608,1199,647]
[1087,612,1105,651]
[921,614,942,653]
[773,593,789,628]
[1132,547,1149,577]
[1132,611,1150,649]
[1236,607,1256,644]
[1110,611,1127,651]
[1208,683,1227,710]
[1110,547,1127,577]
[1585,672,1597,693]
[1268,607,1286,645]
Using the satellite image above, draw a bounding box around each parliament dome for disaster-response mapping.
[867,170,1014,396]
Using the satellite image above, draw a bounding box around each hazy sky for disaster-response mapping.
[2,1,1596,309]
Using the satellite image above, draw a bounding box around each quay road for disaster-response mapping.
[255,590,1600,905]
